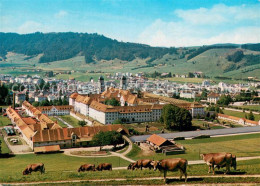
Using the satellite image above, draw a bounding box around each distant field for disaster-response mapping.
[1,50,259,81]
[127,133,260,161]
[59,115,81,127]
[223,109,260,121]
[238,105,260,112]
[159,77,205,83]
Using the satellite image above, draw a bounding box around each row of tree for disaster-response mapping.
[32,97,69,107]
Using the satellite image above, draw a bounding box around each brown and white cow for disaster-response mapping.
[23,163,45,175]
[201,153,234,174]
[96,163,112,171]
[151,158,188,182]
[132,159,153,170]
[78,164,95,172]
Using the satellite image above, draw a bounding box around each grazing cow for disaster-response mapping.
[96,163,112,171]
[132,159,153,170]
[78,164,95,172]
[23,163,45,175]
[216,154,237,171]
[201,153,233,174]
[151,158,188,182]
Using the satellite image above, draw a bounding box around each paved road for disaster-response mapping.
[54,116,73,128]
[130,125,260,142]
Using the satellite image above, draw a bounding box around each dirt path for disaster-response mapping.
[2,174,260,185]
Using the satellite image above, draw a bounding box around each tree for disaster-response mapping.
[5,94,11,105]
[248,111,255,121]
[160,104,192,131]
[217,95,233,105]
[32,101,39,107]
[113,119,122,124]
[92,131,123,150]
[0,139,1,154]
[78,121,86,127]
[201,89,208,99]
[104,98,120,106]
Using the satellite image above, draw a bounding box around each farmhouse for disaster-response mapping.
[146,134,185,155]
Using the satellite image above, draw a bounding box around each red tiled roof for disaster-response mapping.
[147,134,168,147]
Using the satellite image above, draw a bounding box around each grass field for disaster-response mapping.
[237,105,260,112]
[0,157,259,183]
[0,115,11,127]
[192,119,226,130]
[46,177,260,185]
[127,133,260,161]
[49,116,68,128]
[0,153,130,182]
[223,109,260,121]
[59,115,81,127]
[0,136,11,154]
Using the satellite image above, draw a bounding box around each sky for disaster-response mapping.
[0,0,260,47]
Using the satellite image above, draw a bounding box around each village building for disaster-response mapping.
[37,105,73,116]
[218,113,259,126]
[207,92,220,104]
[69,88,164,124]
[15,92,26,104]
[7,103,128,151]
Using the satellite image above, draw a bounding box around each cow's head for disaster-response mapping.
[77,167,82,172]
[231,155,237,170]
[23,169,30,175]
[127,163,134,170]
[151,160,161,171]
[200,154,205,160]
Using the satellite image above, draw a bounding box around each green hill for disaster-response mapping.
[0,32,259,80]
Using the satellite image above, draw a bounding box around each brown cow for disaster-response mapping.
[78,164,95,172]
[216,154,237,171]
[201,153,233,174]
[23,163,45,175]
[132,159,153,170]
[96,163,112,171]
[151,158,188,182]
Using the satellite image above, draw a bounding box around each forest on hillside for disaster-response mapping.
[0,32,177,63]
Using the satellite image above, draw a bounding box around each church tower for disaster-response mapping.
[120,76,127,90]
[98,76,105,93]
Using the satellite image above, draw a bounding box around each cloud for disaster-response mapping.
[54,10,68,18]
[17,21,44,33]
[138,4,260,47]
